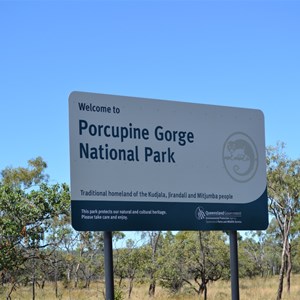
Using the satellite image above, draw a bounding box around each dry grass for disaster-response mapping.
[1,275,300,300]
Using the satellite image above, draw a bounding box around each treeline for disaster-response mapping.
[0,143,299,300]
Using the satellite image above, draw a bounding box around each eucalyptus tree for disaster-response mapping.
[182,231,229,299]
[141,231,162,297]
[159,231,229,300]
[73,231,105,288]
[290,213,300,273]
[239,234,265,278]
[46,211,75,296]
[239,230,281,278]
[1,156,48,189]
[264,219,284,275]
[267,143,300,299]
[0,157,70,299]
[158,231,186,294]
[114,239,147,298]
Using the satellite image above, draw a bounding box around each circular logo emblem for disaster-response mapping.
[195,206,206,220]
[223,132,258,183]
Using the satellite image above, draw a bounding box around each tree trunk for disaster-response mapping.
[64,268,72,288]
[54,254,58,298]
[204,285,208,300]
[276,220,289,300]
[6,282,17,300]
[128,277,134,298]
[55,280,58,298]
[32,256,36,300]
[199,231,207,299]
[148,278,156,297]
[118,276,123,288]
[32,279,35,300]
[84,277,91,289]
[74,263,80,288]
[1,271,5,286]
[149,280,156,297]
[147,231,161,297]
[276,250,286,300]
[286,243,292,294]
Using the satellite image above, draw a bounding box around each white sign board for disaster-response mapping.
[69,91,268,231]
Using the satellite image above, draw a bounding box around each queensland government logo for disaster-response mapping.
[195,206,206,220]
[223,132,258,183]
[195,206,242,224]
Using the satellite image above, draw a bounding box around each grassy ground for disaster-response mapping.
[1,275,300,300]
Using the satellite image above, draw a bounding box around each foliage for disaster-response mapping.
[114,239,147,297]
[158,231,185,293]
[159,231,230,299]
[140,231,162,297]
[0,148,300,299]
[266,142,300,299]
[239,230,281,278]
[1,156,48,189]
[0,158,70,299]
[0,183,70,263]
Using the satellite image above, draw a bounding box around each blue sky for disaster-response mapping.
[1,0,299,186]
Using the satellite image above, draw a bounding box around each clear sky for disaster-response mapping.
[1,0,299,186]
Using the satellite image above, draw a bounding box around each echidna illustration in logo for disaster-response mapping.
[223,132,258,183]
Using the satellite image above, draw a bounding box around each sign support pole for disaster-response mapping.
[230,230,240,300]
[104,231,114,300]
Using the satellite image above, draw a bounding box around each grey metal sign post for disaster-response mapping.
[104,231,114,300]
[230,230,240,300]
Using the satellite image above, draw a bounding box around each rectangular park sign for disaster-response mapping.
[69,91,268,231]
